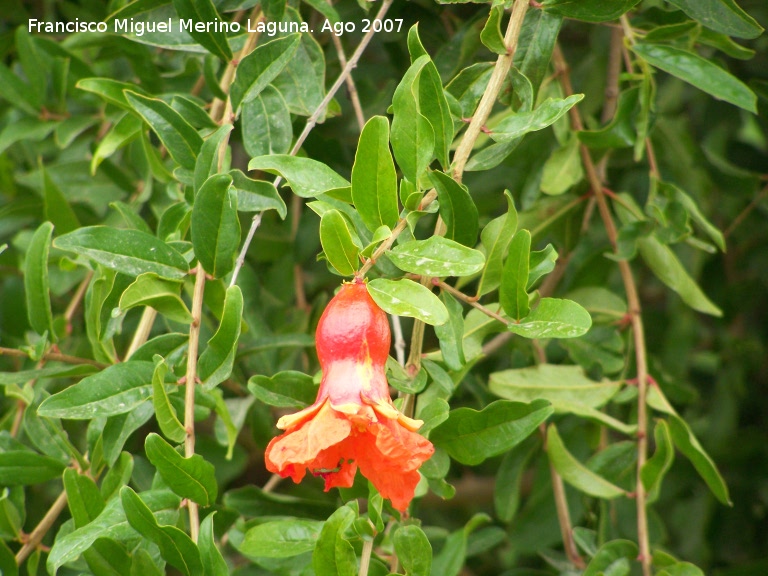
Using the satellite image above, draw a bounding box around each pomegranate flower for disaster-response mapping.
[265,280,434,512]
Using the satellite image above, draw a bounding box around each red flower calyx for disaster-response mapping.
[264,279,434,511]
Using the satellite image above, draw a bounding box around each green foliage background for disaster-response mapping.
[0,0,767,574]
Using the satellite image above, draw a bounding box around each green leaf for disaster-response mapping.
[24,221,55,339]
[351,116,399,232]
[631,43,757,113]
[508,297,592,339]
[665,0,763,39]
[635,233,722,316]
[121,487,203,576]
[238,519,324,559]
[446,63,494,118]
[657,179,725,252]
[199,513,229,576]
[42,163,81,235]
[319,209,360,276]
[0,365,96,387]
[198,285,243,389]
[367,278,448,326]
[430,399,554,465]
[191,173,240,278]
[151,358,187,444]
[657,561,706,576]
[481,6,506,55]
[542,0,641,23]
[100,452,134,502]
[395,525,432,576]
[55,226,190,280]
[194,124,233,194]
[668,414,731,505]
[429,170,479,247]
[582,540,638,576]
[578,87,639,149]
[391,55,435,183]
[46,489,180,575]
[124,91,203,170]
[641,419,675,503]
[489,364,621,408]
[91,113,143,174]
[77,78,150,110]
[248,155,350,198]
[38,361,155,419]
[388,236,486,277]
[540,135,584,195]
[0,452,66,486]
[500,229,531,321]
[63,468,104,528]
[230,34,301,112]
[478,191,518,296]
[546,423,625,499]
[270,22,326,117]
[23,395,80,463]
[242,85,292,158]
[0,63,39,115]
[0,118,57,156]
[434,292,467,370]
[528,243,558,288]
[145,433,217,506]
[490,94,583,142]
[494,437,539,524]
[119,273,192,324]
[171,0,232,61]
[231,169,287,219]
[418,59,454,171]
[313,506,357,576]
[247,371,317,408]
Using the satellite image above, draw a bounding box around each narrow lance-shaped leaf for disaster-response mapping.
[490,94,584,142]
[429,170,479,247]
[500,230,531,321]
[391,55,435,183]
[191,173,240,279]
[631,43,757,114]
[641,419,675,503]
[42,163,80,234]
[546,423,625,499]
[388,236,486,278]
[124,91,203,170]
[367,278,448,326]
[248,155,350,198]
[194,124,233,193]
[242,85,292,158]
[121,487,203,576]
[231,169,287,219]
[665,0,763,39]
[351,116,399,232]
[668,414,731,505]
[542,0,642,23]
[481,6,506,55]
[24,221,55,339]
[119,273,192,324]
[230,34,301,112]
[145,434,218,506]
[312,506,357,576]
[478,191,518,296]
[0,452,66,486]
[38,361,155,419]
[54,226,190,280]
[151,357,187,444]
[319,209,360,277]
[508,297,592,339]
[198,285,244,389]
[433,291,467,371]
[238,519,324,559]
[394,525,433,576]
[430,399,554,465]
[171,0,232,61]
[199,512,229,576]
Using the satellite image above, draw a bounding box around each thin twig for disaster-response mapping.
[230,0,395,288]
[124,307,157,360]
[452,0,529,182]
[724,183,768,239]
[15,490,68,564]
[63,270,92,331]
[391,315,406,366]
[331,34,366,131]
[185,262,207,543]
[0,347,108,368]
[358,539,374,576]
[553,43,652,576]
